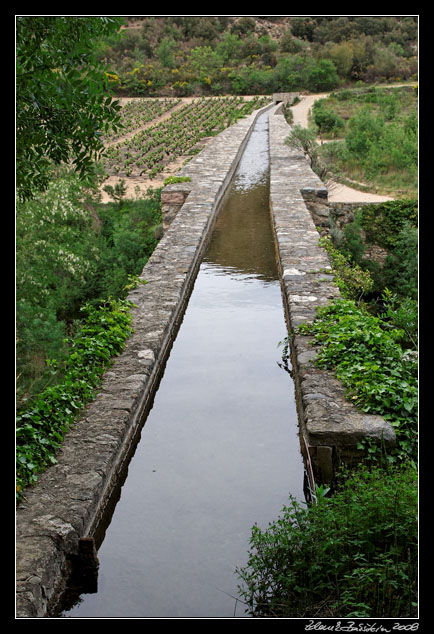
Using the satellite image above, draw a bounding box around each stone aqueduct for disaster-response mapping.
[16,100,395,618]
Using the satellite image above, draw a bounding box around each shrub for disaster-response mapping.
[345,105,385,157]
[312,100,345,136]
[344,106,417,179]
[305,58,339,91]
[16,173,105,401]
[359,198,417,251]
[332,200,418,302]
[16,297,134,499]
[237,463,418,618]
[284,125,330,182]
[16,173,162,404]
[319,235,373,301]
[381,222,418,301]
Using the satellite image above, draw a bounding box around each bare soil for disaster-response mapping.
[99,96,260,203]
[99,97,196,202]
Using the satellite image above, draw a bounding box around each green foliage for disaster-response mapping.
[343,104,417,181]
[297,299,418,464]
[16,297,134,499]
[335,200,418,302]
[305,58,339,91]
[340,210,366,264]
[312,100,345,136]
[163,176,192,186]
[359,199,417,250]
[157,36,177,69]
[345,105,385,156]
[16,172,103,394]
[16,172,162,405]
[380,288,418,349]
[237,463,417,617]
[284,125,330,182]
[319,235,373,301]
[381,222,418,301]
[93,17,417,99]
[16,16,124,201]
[317,89,417,197]
[103,178,127,204]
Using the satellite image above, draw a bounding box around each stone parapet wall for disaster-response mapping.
[272,92,300,105]
[328,200,372,230]
[161,184,192,231]
[15,105,271,619]
[268,110,395,483]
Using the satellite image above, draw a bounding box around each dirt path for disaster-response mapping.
[290,93,394,203]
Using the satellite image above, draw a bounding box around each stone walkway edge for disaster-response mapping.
[16,103,395,618]
[268,107,395,484]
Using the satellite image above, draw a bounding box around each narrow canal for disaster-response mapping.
[58,111,306,619]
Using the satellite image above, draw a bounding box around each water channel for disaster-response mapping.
[58,111,306,619]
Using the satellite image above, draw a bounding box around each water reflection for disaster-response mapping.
[58,111,305,619]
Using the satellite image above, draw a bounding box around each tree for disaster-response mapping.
[305,58,339,91]
[157,36,177,69]
[187,46,222,81]
[16,16,124,201]
[326,41,354,78]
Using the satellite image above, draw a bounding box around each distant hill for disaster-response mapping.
[98,16,418,97]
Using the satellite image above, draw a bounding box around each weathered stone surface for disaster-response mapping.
[268,109,395,483]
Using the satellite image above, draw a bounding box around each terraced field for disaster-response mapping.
[100,95,271,199]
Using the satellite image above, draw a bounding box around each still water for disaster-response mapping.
[60,112,305,619]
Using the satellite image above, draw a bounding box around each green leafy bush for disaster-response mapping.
[16,297,134,499]
[359,198,417,251]
[317,89,417,196]
[237,463,417,618]
[344,106,417,180]
[381,222,418,301]
[319,235,373,301]
[380,288,418,349]
[312,100,345,136]
[297,299,418,464]
[335,200,418,302]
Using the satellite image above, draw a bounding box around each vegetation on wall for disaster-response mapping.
[16,296,134,499]
[297,298,418,465]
